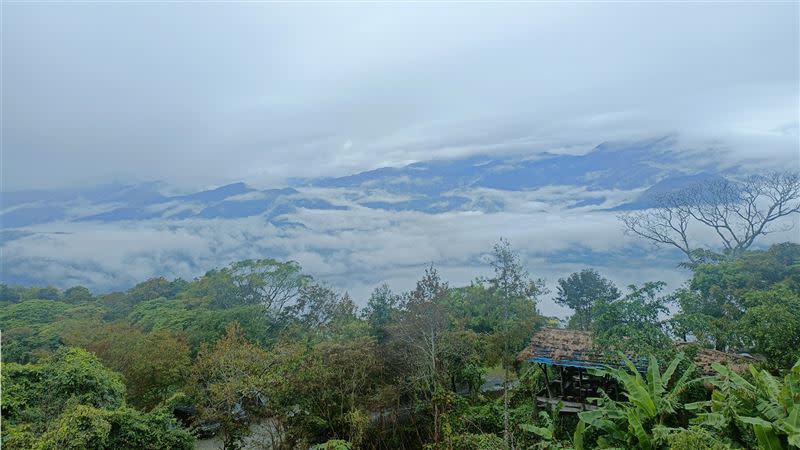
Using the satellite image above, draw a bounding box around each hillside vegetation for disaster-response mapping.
[2,242,799,449]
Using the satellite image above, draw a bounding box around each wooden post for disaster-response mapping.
[540,363,552,401]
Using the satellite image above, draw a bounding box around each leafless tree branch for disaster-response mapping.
[620,171,800,262]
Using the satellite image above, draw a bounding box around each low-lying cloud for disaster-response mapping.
[3,185,797,317]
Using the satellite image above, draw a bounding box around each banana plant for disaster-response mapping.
[687,359,800,449]
[519,402,565,449]
[576,353,698,450]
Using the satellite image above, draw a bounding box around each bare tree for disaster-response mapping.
[620,172,800,263]
[392,265,451,446]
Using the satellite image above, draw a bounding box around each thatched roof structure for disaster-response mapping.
[518,328,757,374]
[516,328,611,369]
[674,342,758,374]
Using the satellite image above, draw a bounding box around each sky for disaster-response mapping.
[3,2,799,191]
[2,3,799,316]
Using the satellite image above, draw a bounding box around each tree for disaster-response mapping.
[484,238,545,448]
[42,348,127,413]
[620,172,800,263]
[32,404,193,450]
[126,331,191,409]
[63,286,93,304]
[293,337,379,447]
[126,277,184,303]
[393,265,451,445]
[555,269,620,331]
[96,278,186,321]
[737,286,800,371]
[225,259,310,312]
[292,283,352,330]
[186,323,270,450]
[180,268,238,309]
[1,347,127,440]
[592,282,672,356]
[361,283,401,343]
[31,286,61,301]
[670,243,800,358]
[1,283,22,302]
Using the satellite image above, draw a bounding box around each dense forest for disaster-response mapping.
[2,238,799,449]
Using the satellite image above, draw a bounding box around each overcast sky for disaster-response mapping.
[2,2,798,191]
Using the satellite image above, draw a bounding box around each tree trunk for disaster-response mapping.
[503,365,510,449]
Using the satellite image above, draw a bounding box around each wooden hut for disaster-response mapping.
[518,328,757,414]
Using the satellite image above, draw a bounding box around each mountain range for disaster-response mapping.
[1,136,731,231]
[0,137,756,306]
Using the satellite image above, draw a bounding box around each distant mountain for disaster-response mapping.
[309,136,692,193]
[0,137,734,231]
[609,172,728,211]
[1,136,760,297]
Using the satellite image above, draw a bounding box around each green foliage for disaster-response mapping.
[32,404,193,450]
[260,333,381,447]
[100,277,187,320]
[556,269,620,331]
[0,326,63,363]
[672,243,800,359]
[30,286,62,301]
[2,362,47,426]
[126,277,186,303]
[520,405,563,448]
[186,304,278,348]
[3,347,127,430]
[665,427,730,450]
[592,282,673,357]
[4,347,125,433]
[311,439,353,450]
[447,432,507,450]
[483,240,546,363]
[5,245,799,449]
[0,283,22,302]
[63,286,93,304]
[443,329,487,395]
[34,404,112,450]
[362,283,401,342]
[126,297,193,331]
[2,424,38,450]
[0,299,107,363]
[737,286,800,371]
[0,347,189,450]
[65,323,192,409]
[224,258,311,311]
[178,268,237,308]
[44,347,127,410]
[0,299,72,329]
[578,353,698,449]
[186,323,271,450]
[687,359,800,449]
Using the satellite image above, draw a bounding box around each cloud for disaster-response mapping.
[2,3,798,318]
[4,185,797,317]
[2,3,798,191]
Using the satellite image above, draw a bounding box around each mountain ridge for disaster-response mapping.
[0,137,732,230]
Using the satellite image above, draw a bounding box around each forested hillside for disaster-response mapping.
[2,241,799,449]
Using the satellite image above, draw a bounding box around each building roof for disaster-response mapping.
[518,328,757,374]
[674,342,757,375]
[516,328,620,369]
